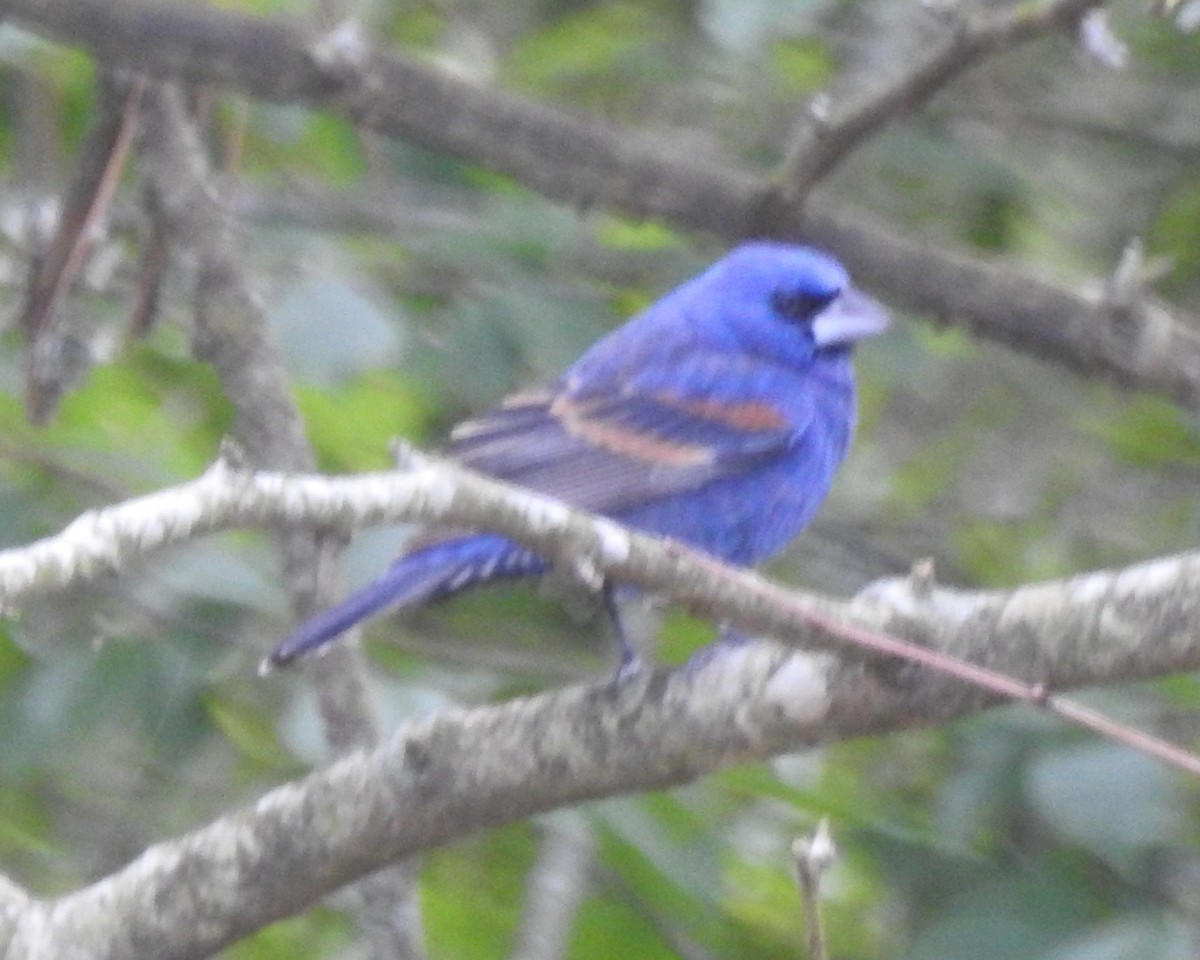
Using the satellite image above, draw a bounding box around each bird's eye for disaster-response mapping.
[771,287,839,324]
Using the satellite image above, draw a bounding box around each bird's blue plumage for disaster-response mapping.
[269,242,887,667]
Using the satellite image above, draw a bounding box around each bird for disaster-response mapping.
[267,242,887,670]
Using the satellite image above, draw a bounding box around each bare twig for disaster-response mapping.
[782,0,1104,201]
[750,564,1200,776]
[20,71,144,423]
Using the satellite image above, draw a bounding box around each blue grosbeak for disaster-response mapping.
[268,242,887,668]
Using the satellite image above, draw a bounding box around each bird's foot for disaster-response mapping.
[684,625,751,673]
[608,648,649,690]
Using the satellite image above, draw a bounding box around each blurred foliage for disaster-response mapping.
[1149,173,1200,291]
[1,1,1200,959]
[506,3,687,108]
[424,824,537,958]
[1087,395,1200,469]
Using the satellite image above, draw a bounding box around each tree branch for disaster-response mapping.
[3,4,1200,953]
[7,0,1200,408]
[9,642,828,959]
[19,70,143,423]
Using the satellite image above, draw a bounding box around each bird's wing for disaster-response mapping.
[444,372,806,517]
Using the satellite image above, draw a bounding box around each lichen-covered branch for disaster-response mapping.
[7,640,837,960]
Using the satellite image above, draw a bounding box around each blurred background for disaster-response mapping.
[2,1,1200,957]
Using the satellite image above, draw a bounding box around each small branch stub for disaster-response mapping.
[792,819,837,960]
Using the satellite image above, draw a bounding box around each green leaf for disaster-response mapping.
[907,865,1101,960]
[295,372,435,471]
[572,894,680,960]
[1025,742,1189,872]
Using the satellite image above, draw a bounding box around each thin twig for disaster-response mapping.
[782,0,1104,200]
[21,72,145,422]
[800,595,1200,776]
[792,820,836,960]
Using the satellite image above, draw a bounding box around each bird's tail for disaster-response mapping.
[265,534,544,669]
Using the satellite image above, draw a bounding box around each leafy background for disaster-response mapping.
[2,0,1200,957]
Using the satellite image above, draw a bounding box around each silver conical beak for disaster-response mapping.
[812,286,889,348]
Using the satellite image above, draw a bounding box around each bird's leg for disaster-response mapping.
[684,622,751,672]
[602,582,645,683]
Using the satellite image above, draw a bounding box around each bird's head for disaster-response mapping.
[703,243,888,364]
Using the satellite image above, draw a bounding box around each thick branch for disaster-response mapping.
[7,0,1200,408]
[9,642,839,960]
